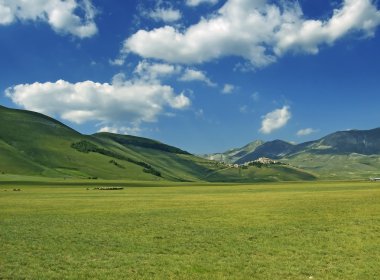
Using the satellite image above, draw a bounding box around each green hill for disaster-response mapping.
[282,153,380,180]
[204,164,316,182]
[0,105,316,182]
[0,105,211,181]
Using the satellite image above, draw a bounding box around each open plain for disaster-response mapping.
[1,179,379,279]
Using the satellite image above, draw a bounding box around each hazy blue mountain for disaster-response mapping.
[201,140,264,163]
[297,128,380,155]
[233,128,380,164]
[229,128,380,179]
[236,140,294,163]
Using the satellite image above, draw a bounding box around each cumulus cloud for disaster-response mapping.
[0,3,13,24]
[222,84,235,94]
[179,69,217,86]
[134,60,182,81]
[122,0,380,67]
[98,126,141,135]
[0,0,98,38]
[5,76,190,132]
[109,56,127,66]
[148,7,182,22]
[275,0,380,55]
[297,128,318,136]
[186,0,219,7]
[260,106,291,134]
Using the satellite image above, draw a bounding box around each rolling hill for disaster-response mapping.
[0,105,215,181]
[0,105,315,182]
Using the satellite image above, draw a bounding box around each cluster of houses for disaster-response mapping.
[248,157,279,165]
[223,157,280,169]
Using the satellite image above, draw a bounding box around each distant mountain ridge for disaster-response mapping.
[203,128,380,180]
[235,128,380,164]
[308,128,380,155]
[201,140,264,163]
[236,140,294,163]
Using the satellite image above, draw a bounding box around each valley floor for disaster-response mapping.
[1,180,380,279]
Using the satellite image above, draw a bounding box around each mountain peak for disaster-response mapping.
[201,139,265,163]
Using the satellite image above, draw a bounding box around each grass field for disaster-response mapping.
[1,180,380,279]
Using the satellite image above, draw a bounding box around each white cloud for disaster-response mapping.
[275,0,380,55]
[149,8,182,22]
[186,0,219,7]
[98,126,141,135]
[6,77,190,130]
[260,106,291,134]
[135,60,181,81]
[0,3,13,24]
[122,0,380,67]
[0,0,98,38]
[297,128,318,136]
[109,56,127,66]
[222,84,235,94]
[179,69,216,86]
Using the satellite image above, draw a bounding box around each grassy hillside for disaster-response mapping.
[205,164,316,182]
[0,105,84,177]
[284,153,380,180]
[92,133,223,182]
[94,132,190,155]
[0,106,223,181]
[0,105,316,182]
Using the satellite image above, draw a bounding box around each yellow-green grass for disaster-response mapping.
[1,180,380,279]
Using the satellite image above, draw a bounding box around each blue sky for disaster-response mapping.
[1,0,380,154]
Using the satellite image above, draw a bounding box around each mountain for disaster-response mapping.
[236,140,294,163]
[235,128,380,164]
[282,129,380,180]
[201,140,264,163]
[0,105,315,182]
[230,128,380,179]
[293,128,380,155]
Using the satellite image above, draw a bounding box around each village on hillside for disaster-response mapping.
[217,157,284,169]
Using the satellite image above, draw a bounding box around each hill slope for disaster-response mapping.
[0,105,315,182]
[0,106,216,181]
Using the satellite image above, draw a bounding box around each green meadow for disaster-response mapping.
[1,180,380,279]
